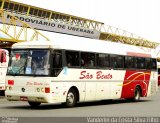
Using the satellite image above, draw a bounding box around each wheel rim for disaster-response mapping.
[135,89,140,100]
[67,92,74,104]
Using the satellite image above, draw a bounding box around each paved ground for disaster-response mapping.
[0,88,160,117]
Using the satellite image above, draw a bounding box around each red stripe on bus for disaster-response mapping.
[121,70,151,99]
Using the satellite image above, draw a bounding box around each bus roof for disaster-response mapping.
[12,33,156,58]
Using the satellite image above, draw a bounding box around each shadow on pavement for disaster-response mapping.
[2,99,152,110]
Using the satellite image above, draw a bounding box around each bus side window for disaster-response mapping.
[81,52,88,67]
[116,55,124,68]
[97,53,110,68]
[135,57,145,69]
[65,51,79,67]
[145,58,151,69]
[110,55,116,68]
[81,53,87,66]
[125,56,134,69]
[88,53,95,67]
[52,51,62,77]
[81,52,95,67]
[151,59,157,70]
[110,55,124,69]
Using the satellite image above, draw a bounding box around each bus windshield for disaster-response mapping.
[7,49,50,76]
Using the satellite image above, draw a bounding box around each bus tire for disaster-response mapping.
[132,86,141,102]
[0,90,5,96]
[28,101,41,107]
[126,86,141,102]
[64,88,77,108]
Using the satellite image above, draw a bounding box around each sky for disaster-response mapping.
[12,0,160,43]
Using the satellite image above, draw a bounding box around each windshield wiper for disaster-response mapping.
[13,66,25,76]
[13,58,28,75]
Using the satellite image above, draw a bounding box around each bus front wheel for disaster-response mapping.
[64,88,77,108]
[28,101,41,107]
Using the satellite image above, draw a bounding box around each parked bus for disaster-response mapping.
[5,34,158,107]
[0,49,9,94]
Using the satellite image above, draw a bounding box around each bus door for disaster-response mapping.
[85,81,97,101]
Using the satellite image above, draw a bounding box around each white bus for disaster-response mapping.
[0,49,9,94]
[5,34,158,107]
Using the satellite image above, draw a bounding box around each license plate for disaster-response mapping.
[20,96,28,101]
